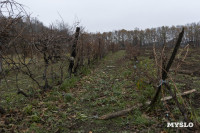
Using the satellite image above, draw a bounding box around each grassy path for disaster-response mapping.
[67,50,155,133]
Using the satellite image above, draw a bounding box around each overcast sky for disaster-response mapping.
[16,0,200,32]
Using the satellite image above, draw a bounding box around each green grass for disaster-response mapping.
[0,50,199,132]
[60,76,79,91]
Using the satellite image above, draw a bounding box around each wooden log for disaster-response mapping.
[99,89,196,120]
[171,70,200,76]
[99,104,142,120]
[160,89,196,101]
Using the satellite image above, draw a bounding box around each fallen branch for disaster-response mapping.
[107,66,116,68]
[17,89,29,97]
[171,70,200,76]
[99,104,142,120]
[160,89,196,101]
[99,89,196,120]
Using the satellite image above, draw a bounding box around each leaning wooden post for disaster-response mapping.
[148,28,184,110]
[68,27,80,78]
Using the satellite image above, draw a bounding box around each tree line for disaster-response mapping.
[101,23,200,48]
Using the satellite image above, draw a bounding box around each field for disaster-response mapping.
[1,1,200,132]
[0,47,199,132]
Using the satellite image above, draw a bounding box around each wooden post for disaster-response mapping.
[149,28,184,109]
[68,27,80,77]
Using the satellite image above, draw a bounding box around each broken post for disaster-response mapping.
[68,27,80,78]
[149,28,184,110]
